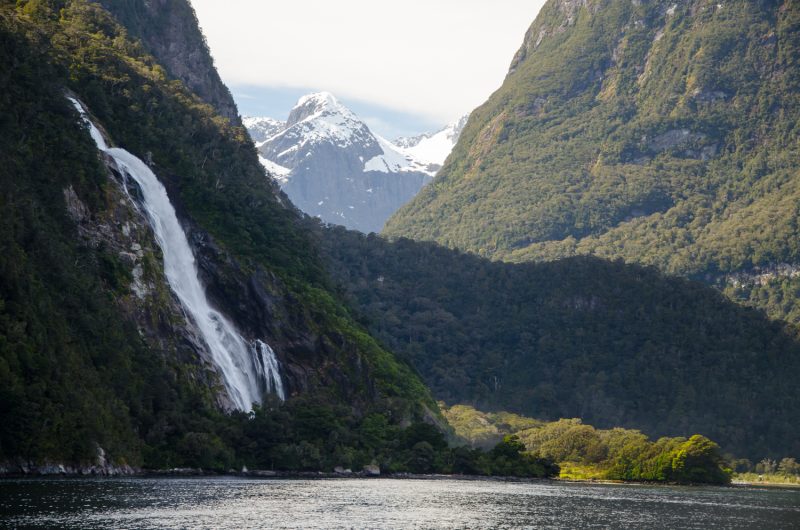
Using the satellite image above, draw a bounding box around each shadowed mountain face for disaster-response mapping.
[384,0,800,322]
[322,227,800,459]
[252,93,433,234]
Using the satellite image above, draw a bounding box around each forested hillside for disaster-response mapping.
[322,227,800,459]
[3,0,797,477]
[0,0,436,471]
[384,0,800,324]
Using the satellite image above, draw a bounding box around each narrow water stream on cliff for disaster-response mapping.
[68,97,284,410]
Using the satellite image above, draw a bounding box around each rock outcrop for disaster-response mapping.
[95,0,241,124]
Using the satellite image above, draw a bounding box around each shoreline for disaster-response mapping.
[2,463,797,489]
[6,468,793,488]
[0,467,553,483]
[730,480,800,489]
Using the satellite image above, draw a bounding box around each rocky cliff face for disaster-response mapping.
[95,0,241,124]
[186,224,380,403]
[66,106,369,408]
[63,136,232,404]
[254,93,433,234]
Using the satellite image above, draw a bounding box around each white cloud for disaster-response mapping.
[190,0,546,123]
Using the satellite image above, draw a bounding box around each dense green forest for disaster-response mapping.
[139,398,558,478]
[384,0,800,324]
[321,227,800,459]
[442,404,732,485]
[2,0,796,483]
[0,0,436,470]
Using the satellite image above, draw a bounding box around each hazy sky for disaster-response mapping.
[190,0,546,137]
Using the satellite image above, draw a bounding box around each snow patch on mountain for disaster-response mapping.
[243,116,285,143]
[271,92,366,150]
[364,135,430,174]
[395,115,469,168]
[245,92,466,233]
[257,155,291,184]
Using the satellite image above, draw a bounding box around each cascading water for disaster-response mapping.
[68,97,284,410]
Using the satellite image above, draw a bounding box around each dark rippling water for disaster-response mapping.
[1,477,798,529]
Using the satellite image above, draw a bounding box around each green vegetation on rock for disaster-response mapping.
[0,0,437,470]
[384,0,800,324]
[3,0,798,480]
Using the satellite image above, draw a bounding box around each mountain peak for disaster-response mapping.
[250,91,437,233]
[297,91,340,109]
[287,91,353,127]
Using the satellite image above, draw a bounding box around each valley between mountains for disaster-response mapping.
[1,0,798,485]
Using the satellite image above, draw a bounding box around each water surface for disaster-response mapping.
[1,477,798,529]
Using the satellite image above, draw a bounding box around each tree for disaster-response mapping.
[407,441,436,474]
[778,457,799,476]
[668,435,731,485]
[489,435,558,478]
[756,458,777,474]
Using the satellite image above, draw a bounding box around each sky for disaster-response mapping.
[190,0,547,138]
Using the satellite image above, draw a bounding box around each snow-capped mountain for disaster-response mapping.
[250,92,434,233]
[243,116,285,143]
[395,115,469,172]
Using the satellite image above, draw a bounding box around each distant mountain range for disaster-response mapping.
[245,93,466,233]
[242,116,284,143]
[395,115,469,172]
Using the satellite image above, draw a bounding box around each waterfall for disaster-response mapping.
[68,97,285,410]
[254,340,285,399]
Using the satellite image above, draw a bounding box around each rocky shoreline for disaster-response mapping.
[0,462,556,482]
[0,461,139,477]
[0,460,382,479]
[4,463,757,488]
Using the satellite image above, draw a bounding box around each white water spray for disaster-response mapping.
[68,97,284,409]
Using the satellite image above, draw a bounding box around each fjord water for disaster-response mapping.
[67,98,284,409]
[1,477,798,529]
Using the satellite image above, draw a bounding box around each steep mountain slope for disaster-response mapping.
[4,0,793,475]
[384,0,800,322]
[395,115,469,172]
[254,93,433,234]
[0,0,436,471]
[94,0,241,124]
[321,227,800,458]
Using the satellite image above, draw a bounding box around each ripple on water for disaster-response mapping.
[1,477,799,529]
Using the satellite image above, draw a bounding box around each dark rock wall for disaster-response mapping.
[95,0,241,125]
